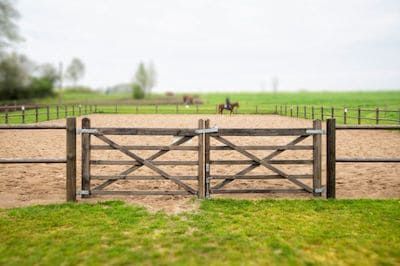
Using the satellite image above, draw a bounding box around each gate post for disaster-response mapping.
[326,119,336,199]
[312,120,322,196]
[66,117,77,202]
[198,119,205,199]
[81,118,91,198]
[204,119,211,198]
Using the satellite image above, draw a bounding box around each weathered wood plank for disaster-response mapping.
[91,175,198,180]
[91,145,198,150]
[0,158,66,164]
[313,120,322,196]
[211,175,313,179]
[211,189,307,194]
[326,118,336,199]
[92,190,191,196]
[210,145,313,150]
[81,118,91,198]
[209,160,313,165]
[90,160,198,165]
[336,158,400,163]
[0,125,66,129]
[66,117,77,202]
[198,119,205,199]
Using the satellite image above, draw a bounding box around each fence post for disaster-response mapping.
[155,105,158,114]
[198,119,205,199]
[343,107,347,124]
[72,105,75,116]
[94,105,97,113]
[280,105,282,115]
[89,105,92,113]
[376,107,379,124]
[22,107,25,123]
[321,106,324,121]
[5,108,8,124]
[326,118,336,199]
[204,119,211,198]
[331,107,334,118]
[311,106,314,120]
[313,120,322,196]
[304,106,307,119]
[35,106,39,123]
[255,105,258,114]
[46,106,50,121]
[79,105,82,116]
[296,105,299,117]
[196,104,199,114]
[56,105,59,119]
[275,105,277,114]
[66,117,77,202]
[65,105,68,117]
[85,105,87,114]
[136,105,139,114]
[81,118,91,198]
[290,106,293,117]
[357,107,361,124]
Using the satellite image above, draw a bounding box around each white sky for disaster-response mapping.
[17,0,400,92]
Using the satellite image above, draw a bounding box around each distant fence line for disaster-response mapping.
[1,103,400,125]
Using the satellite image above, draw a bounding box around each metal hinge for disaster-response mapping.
[195,127,218,134]
[77,190,90,196]
[306,129,325,135]
[77,129,99,134]
[205,163,210,172]
[314,187,325,193]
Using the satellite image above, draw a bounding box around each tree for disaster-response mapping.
[133,61,156,96]
[0,0,21,50]
[0,52,31,99]
[132,82,144,99]
[66,58,85,87]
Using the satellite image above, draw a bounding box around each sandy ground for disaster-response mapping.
[0,114,399,213]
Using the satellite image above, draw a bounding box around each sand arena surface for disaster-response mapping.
[0,114,399,212]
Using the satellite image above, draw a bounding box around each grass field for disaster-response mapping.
[1,90,400,124]
[0,199,399,265]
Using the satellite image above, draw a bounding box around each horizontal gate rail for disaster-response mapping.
[0,125,66,130]
[211,189,308,194]
[0,158,66,164]
[91,145,198,150]
[91,190,191,196]
[209,160,313,165]
[210,174,313,179]
[90,160,198,165]
[91,175,198,180]
[210,145,313,150]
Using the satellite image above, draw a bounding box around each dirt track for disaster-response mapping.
[0,114,399,212]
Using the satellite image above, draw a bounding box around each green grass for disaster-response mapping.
[2,90,399,124]
[0,199,399,265]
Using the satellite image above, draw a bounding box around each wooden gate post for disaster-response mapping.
[204,119,211,198]
[313,120,322,196]
[66,117,77,202]
[35,106,39,123]
[81,118,91,198]
[326,118,336,199]
[198,119,205,198]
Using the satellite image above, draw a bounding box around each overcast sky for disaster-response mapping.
[16,0,400,92]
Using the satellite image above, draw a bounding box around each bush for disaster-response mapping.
[29,77,54,98]
[132,83,145,99]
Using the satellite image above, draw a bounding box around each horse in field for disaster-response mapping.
[218,102,239,114]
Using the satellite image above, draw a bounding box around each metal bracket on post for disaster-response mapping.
[314,187,325,193]
[77,190,90,196]
[306,129,325,135]
[77,128,99,134]
[195,127,218,134]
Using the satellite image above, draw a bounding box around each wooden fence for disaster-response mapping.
[277,105,400,125]
[0,118,77,201]
[325,119,400,198]
[78,118,323,199]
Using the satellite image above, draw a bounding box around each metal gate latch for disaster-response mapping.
[77,129,99,134]
[195,127,218,134]
[77,190,90,196]
[306,129,325,135]
[314,187,325,193]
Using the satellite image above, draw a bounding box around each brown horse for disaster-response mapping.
[183,95,194,105]
[218,102,239,114]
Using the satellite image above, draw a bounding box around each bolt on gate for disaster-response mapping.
[77,118,324,199]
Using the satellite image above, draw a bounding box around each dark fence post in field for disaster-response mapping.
[56,105,59,119]
[79,105,82,116]
[357,107,361,124]
[321,106,324,121]
[376,107,379,124]
[275,105,278,114]
[313,120,322,196]
[280,105,282,115]
[331,107,334,118]
[290,106,293,117]
[72,105,75,116]
[136,105,139,114]
[66,117,77,202]
[85,105,88,114]
[304,106,307,119]
[311,106,315,120]
[35,106,39,123]
[343,107,347,124]
[5,108,8,124]
[204,119,211,198]
[46,106,50,121]
[198,119,205,199]
[21,107,25,123]
[94,105,97,113]
[196,104,199,114]
[398,109,400,124]
[296,105,299,117]
[285,105,287,116]
[255,105,258,114]
[326,118,336,199]
[65,105,68,117]
[81,118,91,198]
[89,105,92,113]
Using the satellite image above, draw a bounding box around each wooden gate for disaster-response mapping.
[80,118,205,197]
[79,118,323,198]
[202,119,323,197]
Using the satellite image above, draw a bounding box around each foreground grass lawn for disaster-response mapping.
[0,199,399,265]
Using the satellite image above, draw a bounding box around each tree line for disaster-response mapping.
[0,0,85,101]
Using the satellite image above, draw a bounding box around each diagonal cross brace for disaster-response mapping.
[213,135,308,189]
[94,134,197,194]
[212,136,313,192]
[93,136,193,191]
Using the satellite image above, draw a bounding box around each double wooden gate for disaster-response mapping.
[80,118,323,198]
